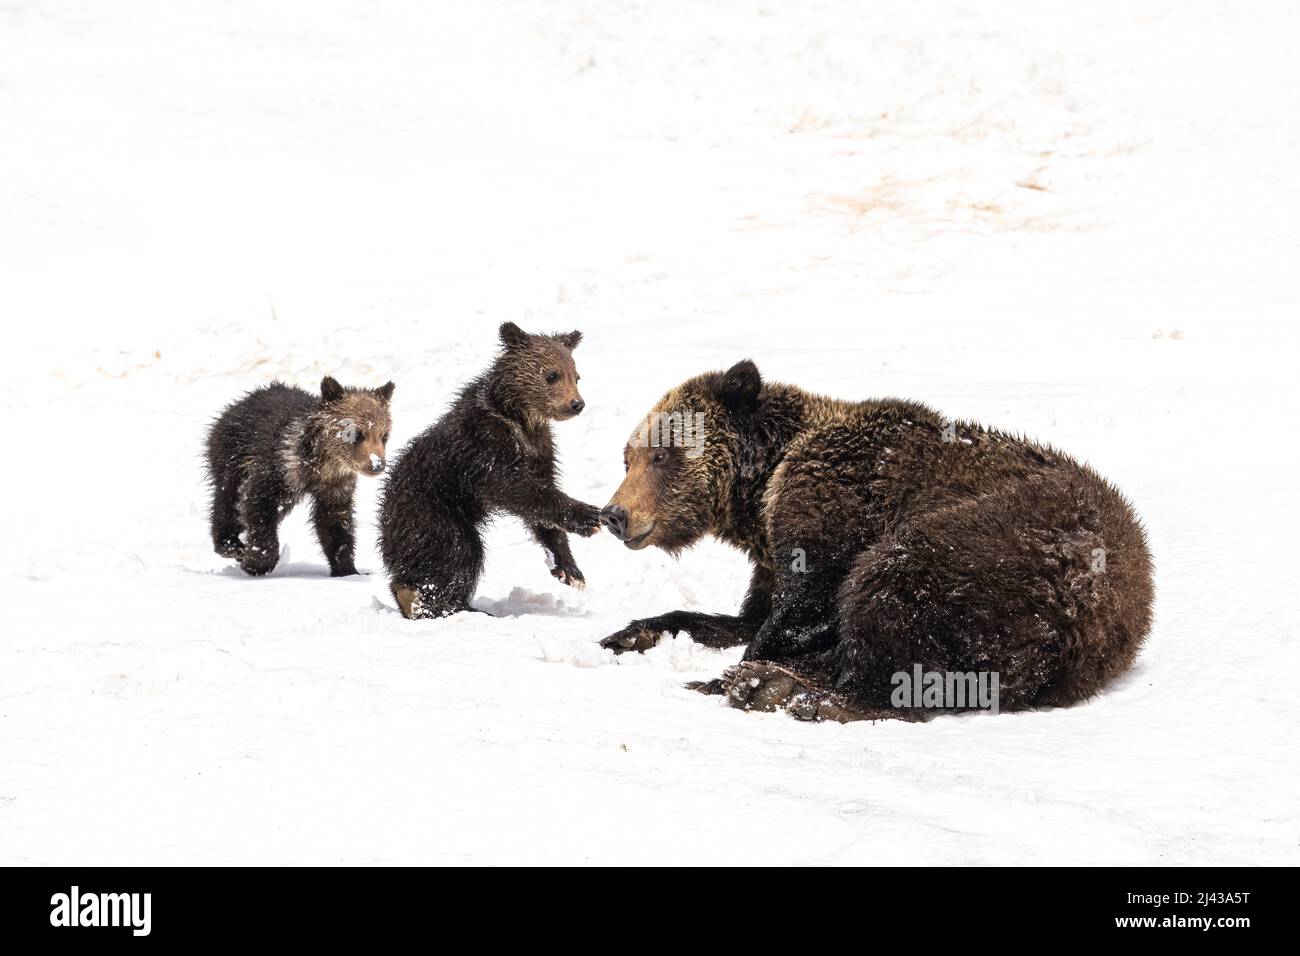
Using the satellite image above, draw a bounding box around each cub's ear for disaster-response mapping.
[374,381,396,404]
[557,329,582,350]
[715,359,763,411]
[499,321,530,349]
[321,376,346,403]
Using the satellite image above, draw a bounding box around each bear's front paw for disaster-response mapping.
[565,503,602,537]
[550,562,586,590]
[599,624,663,654]
[330,563,361,577]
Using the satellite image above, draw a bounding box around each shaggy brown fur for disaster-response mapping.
[206,377,394,577]
[378,322,601,619]
[599,360,1154,722]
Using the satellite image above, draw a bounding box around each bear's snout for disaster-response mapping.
[600,504,628,539]
[368,453,386,475]
[570,398,585,415]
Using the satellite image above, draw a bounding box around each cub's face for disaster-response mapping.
[497,322,585,421]
[321,377,395,476]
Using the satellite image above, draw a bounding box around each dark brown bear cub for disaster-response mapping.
[379,322,601,619]
[206,377,394,577]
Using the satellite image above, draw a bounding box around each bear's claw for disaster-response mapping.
[551,565,587,590]
[684,678,726,695]
[600,626,662,654]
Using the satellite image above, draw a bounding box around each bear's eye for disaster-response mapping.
[353,431,365,444]
[382,432,390,444]
[545,370,560,385]
[651,449,668,465]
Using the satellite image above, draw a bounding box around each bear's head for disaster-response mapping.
[493,321,585,424]
[320,376,395,477]
[602,360,763,554]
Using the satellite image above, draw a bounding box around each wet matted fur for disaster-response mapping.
[600,360,1153,722]
[379,322,601,619]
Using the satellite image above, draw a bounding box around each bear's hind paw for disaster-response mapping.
[721,661,870,723]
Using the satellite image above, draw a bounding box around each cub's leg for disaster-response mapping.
[391,512,485,619]
[310,486,358,577]
[531,524,585,589]
[209,464,245,559]
[238,473,290,576]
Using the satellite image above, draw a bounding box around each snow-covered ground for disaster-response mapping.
[2,0,1297,864]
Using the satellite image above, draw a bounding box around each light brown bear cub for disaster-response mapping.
[206,377,394,577]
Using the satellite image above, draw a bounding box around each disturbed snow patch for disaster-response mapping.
[477,587,589,618]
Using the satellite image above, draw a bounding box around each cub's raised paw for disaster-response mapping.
[720,660,868,723]
[599,625,663,654]
[566,502,603,537]
[551,564,587,590]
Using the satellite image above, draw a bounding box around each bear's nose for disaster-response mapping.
[570,398,585,415]
[369,454,385,474]
[600,504,628,539]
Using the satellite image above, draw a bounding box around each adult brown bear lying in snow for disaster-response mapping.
[599,361,1153,723]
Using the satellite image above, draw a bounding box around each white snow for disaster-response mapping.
[1,0,1297,864]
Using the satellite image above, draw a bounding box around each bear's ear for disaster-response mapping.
[321,376,346,403]
[373,381,396,404]
[715,359,763,412]
[499,321,530,349]
[557,329,582,351]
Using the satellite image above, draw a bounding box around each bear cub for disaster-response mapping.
[206,377,395,577]
[379,322,601,619]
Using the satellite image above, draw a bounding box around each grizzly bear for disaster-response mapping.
[599,360,1154,722]
[206,377,394,577]
[379,322,602,619]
